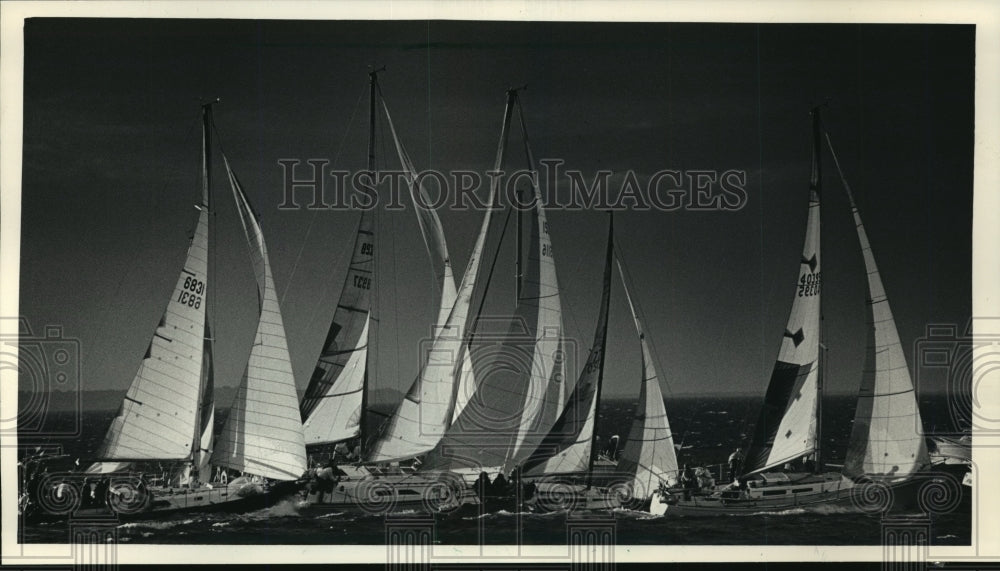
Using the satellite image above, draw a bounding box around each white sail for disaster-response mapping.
[94,198,209,463]
[367,101,497,463]
[828,134,928,482]
[615,256,679,497]
[212,158,307,481]
[523,218,613,478]
[302,317,369,446]
[744,113,823,475]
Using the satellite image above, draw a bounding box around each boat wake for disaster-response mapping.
[118,518,198,531]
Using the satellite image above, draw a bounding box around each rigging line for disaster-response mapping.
[612,237,675,401]
[281,81,368,306]
[467,205,514,346]
[552,228,600,383]
[90,111,200,390]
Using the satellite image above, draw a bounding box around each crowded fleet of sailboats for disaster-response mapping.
[19,74,969,522]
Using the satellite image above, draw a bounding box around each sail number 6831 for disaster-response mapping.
[178,277,205,308]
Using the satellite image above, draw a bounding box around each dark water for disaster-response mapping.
[18,395,971,545]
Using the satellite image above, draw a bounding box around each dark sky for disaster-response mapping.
[19,19,973,402]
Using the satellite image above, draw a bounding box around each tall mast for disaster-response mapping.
[586,213,614,490]
[192,99,218,464]
[360,66,383,452]
[810,105,824,473]
[513,90,526,302]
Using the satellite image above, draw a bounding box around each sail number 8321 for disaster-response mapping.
[178,277,205,308]
[798,272,821,297]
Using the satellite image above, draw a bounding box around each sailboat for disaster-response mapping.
[655,107,942,516]
[521,216,681,513]
[295,70,498,514]
[24,103,307,520]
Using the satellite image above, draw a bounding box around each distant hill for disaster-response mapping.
[18,386,405,414]
[17,387,239,413]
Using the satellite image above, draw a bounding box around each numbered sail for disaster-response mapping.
[300,209,374,446]
[829,135,929,482]
[367,99,493,462]
[93,111,212,463]
[523,217,613,477]
[212,157,307,481]
[744,111,823,475]
[506,101,567,469]
[615,257,679,497]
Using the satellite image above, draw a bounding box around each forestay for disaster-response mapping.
[828,134,929,482]
[365,99,485,463]
[615,255,679,497]
[743,111,823,475]
[91,110,213,464]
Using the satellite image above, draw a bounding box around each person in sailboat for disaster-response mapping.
[606,435,620,460]
[728,447,744,482]
[801,454,815,472]
[680,464,698,500]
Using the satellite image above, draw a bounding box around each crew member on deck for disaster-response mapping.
[728,447,744,482]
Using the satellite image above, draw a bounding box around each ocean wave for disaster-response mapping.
[118,518,196,530]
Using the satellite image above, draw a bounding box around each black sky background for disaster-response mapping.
[18,19,973,403]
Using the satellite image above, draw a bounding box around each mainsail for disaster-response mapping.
[615,254,679,497]
[522,216,613,478]
[211,155,307,481]
[743,109,823,475]
[91,107,212,464]
[827,133,929,482]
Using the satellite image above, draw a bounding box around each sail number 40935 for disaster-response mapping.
[178,277,205,309]
[798,272,821,297]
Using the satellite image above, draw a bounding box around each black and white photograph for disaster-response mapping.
[2,1,997,567]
